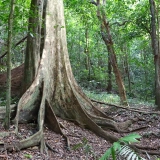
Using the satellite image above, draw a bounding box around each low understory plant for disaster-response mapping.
[72,137,97,159]
[24,154,33,159]
[100,133,146,160]
[84,89,155,107]
[0,91,18,106]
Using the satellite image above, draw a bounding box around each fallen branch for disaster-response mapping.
[0,35,27,59]
[134,144,160,151]
[140,149,160,156]
[45,142,59,153]
[128,126,148,132]
[129,144,160,157]
[91,98,160,115]
[111,20,130,26]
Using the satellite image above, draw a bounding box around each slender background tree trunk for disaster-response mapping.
[4,0,16,129]
[106,52,112,92]
[149,0,160,109]
[91,0,128,105]
[22,0,43,93]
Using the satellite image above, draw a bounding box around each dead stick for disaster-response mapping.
[45,142,59,153]
[91,98,160,115]
[0,35,27,59]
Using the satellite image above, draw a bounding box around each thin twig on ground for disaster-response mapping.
[91,98,160,115]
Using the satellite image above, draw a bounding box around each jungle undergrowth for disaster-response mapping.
[84,89,155,108]
[0,91,19,106]
[72,137,98,160]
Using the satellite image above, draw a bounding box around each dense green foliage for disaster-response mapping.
[64,0,157,102]
[0,0,30,70]
[0,0,159,102]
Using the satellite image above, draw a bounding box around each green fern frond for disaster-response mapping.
[117,145,146,160]
[99,133,146,160]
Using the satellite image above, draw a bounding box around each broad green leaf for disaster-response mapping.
[119,133,141,143]
[72,143,83,150]
[111,147,116,160]
[113,142,121,151]
[99,148,112,160]
[24,154,32,159]
[82,137,88,145]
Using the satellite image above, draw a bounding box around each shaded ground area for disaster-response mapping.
[0,107,159,159]
[0,119,110,160]
[0,66,160,159]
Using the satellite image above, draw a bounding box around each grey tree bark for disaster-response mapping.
[4,0,16,129]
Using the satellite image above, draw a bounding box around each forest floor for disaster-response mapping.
[0,67,160,159]
[0,104,159,160]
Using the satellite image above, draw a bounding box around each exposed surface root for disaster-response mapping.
[91,98,160,115]
[1,131,41,152]
[45,142,59,153]
[87,112,132,132]
[132,144,160,156]
[45,101,71,150]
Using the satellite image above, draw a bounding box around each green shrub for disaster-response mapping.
[99,133,145,160]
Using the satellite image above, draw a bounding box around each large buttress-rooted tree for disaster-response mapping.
[5,0,132,151]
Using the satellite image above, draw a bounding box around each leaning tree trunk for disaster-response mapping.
[5,0,132,152]
[91,0,128,106]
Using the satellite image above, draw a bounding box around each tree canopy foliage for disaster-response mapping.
[0,0,159,103]
[64,0,158,102]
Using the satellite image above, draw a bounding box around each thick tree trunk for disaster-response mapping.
[3,0,132,152]
[22,0,43,93]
